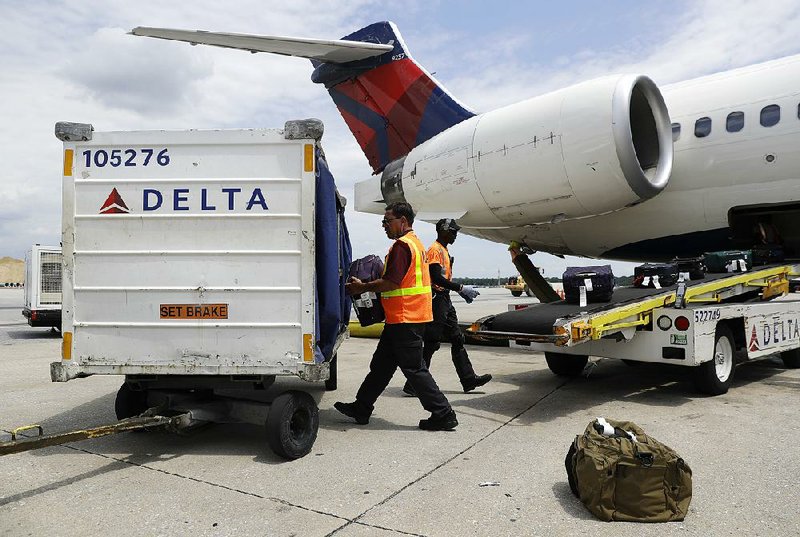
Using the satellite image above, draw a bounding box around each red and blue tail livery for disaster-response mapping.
[131,22,475,174]
[310,22,475,173]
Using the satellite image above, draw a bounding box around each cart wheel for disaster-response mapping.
[266,390,319,459]
[325,354,338,391]
[780,348,800,368]
[693,323,735,395]
[115,383,149,420]
[511,290,522,297]
[544,352,589,377]
[524,285,534,297]
[622,359,643,367]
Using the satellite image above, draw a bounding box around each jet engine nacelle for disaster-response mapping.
[356,74,673,227]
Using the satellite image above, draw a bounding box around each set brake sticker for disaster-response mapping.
[160,304,229,320]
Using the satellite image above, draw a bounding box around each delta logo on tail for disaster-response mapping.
[100,188,130,214]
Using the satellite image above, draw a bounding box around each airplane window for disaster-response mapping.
[760,104,780,127]
[726,111,744,132]
[671,122,681,141]
[694,117,712,138]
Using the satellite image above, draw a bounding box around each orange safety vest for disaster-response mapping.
[427,240,452,292]
[380,231,433,324]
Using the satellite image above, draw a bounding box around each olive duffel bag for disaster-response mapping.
[565,418,692,522]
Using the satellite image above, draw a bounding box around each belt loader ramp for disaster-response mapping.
[470,264,800,395]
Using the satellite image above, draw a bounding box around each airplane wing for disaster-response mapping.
[129,27,394,63]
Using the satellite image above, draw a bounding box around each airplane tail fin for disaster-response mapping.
[311,22,475,173]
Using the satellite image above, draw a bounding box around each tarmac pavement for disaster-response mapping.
[1,287,799,536]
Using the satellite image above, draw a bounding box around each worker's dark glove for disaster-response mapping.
[458,285,480,304]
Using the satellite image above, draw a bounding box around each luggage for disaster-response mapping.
[348,255,385,326]
[565,418,693,522]
[562,265,614,304]
[703,250,752,273]
[633,263,679,288]
[751,245,785,266]
[672,256,706,281]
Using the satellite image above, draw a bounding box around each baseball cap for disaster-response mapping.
[436,218,461,233]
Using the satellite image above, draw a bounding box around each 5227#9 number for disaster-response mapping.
[82,148,170,168]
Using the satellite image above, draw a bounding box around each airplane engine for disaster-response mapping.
[355,74,673,227]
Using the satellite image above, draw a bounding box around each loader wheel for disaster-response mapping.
[325,354,338,391]
[114,383,149,420]
[780,348,800,368]
[545,352,589,377]
[266,390,319,459]
[511,291,522,297]
[693,323,735,395]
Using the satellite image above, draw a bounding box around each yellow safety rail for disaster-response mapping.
[560,264,796,346]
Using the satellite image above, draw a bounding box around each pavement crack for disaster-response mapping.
[327,379,570,536]
[40,442,353,524]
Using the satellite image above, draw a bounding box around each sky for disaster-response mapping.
[2,0,800,279]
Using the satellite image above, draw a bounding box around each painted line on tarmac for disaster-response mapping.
[325,378,573,537]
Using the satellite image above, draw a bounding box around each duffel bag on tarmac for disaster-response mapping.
[633,263,679,288]
[562,265,614,304]
[348,255,385,326]
[703,250,752,273]
[565,418,693,523]
[751,245,785,266]
[672,257,706,281]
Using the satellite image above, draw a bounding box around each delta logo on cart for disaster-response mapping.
[99,188,130,214]
[748,317,800,352]
[98,187,269,214]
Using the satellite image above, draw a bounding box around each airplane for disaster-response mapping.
[131,21,800,263]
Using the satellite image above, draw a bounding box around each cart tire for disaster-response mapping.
[524,285,534,297]
[325,354,338,391]
[266,390,319,459]
[511,290,522,297]
[693,323,735,395]
[114,383,149,420]
[545,352,589,377]
[780,348,800,368]
[622,359,643,367]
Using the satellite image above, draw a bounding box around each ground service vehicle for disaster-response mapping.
[504,275,533,297]
[47,120,351,459]
[22,245,62,329]
[472,265,800,395]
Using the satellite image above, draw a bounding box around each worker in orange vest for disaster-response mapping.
[403,218,491,396]
[336,202,457,431]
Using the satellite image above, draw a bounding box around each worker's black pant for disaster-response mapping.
[423,292,476,384]
[356,323,451,418]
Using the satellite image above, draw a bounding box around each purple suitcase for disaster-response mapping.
[349,255,385,326]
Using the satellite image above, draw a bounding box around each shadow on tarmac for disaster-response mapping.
[6,328,61,340]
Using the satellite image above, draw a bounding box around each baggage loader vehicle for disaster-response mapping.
[3,120,352,459]
[470,263,800,395]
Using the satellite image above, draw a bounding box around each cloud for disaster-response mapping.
[63,27,213,115]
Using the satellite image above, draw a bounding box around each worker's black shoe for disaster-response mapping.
[334,401,370,425]
[419,410,458,431]
[462,374,492,393]
[402,383,417,397]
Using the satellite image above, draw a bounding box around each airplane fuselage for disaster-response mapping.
[463,55,800,261]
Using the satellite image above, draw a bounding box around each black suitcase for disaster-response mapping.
[348,255,385,326]
[633,263,679,288]
[672,257,706,281]
[751,245,785,266]
[563,265,614,304]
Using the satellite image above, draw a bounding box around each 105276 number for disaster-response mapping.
[82,148,170,168]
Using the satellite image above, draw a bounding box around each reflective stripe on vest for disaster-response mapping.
[380,231,433,324]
